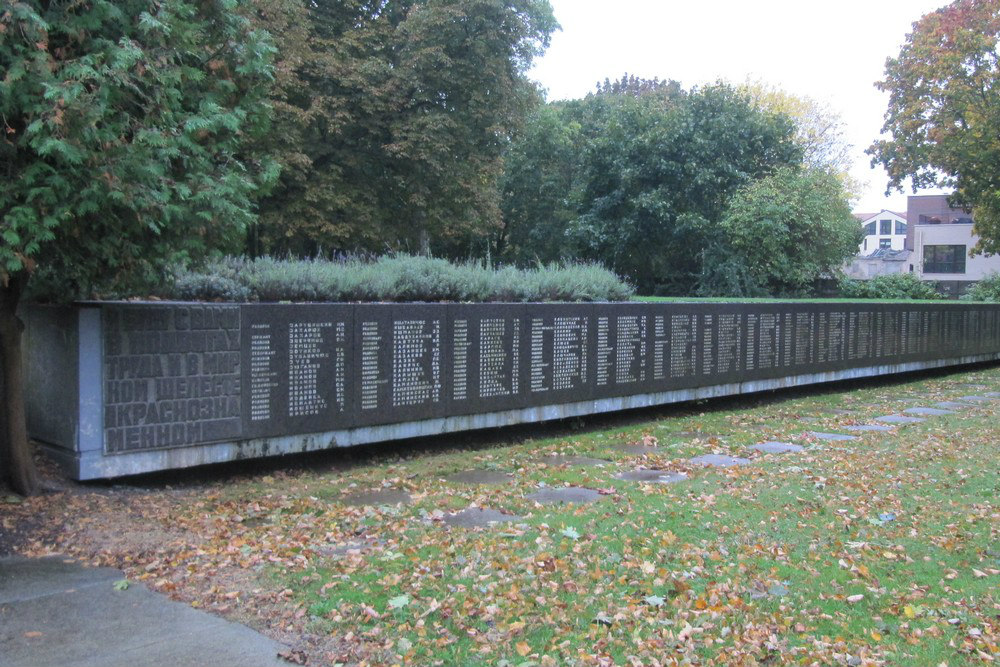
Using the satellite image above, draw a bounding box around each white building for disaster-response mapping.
[855,210,907,255]
[844,248,910,280]
[848,196,1000,295]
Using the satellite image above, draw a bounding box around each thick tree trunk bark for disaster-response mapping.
[0,276,38,496]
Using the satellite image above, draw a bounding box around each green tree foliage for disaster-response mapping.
[739,79,861,197]
[840,273,944,300]
[252,0,557,257]
[497,104,581,261]
[499,79,803,294]
[0,0,274,494]
[716,167,862,296]
[869,0,1000,255]
[961,272,1000,301]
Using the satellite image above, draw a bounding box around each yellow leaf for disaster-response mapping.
[904,605,916,619]
[871,630,883,641]
[516,642,531,657]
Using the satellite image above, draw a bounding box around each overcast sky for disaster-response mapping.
[527,0,949,215]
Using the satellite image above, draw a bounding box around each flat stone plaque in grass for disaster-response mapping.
[689,454,752,467]
[340,489,412,507]
[615,469,688,484]
[819,408,855,416]
[875,415,925,424]
[960,395,995,403]
[808,431,858,441]
[751,441,804,454]
[615,443,661,455]
[441,508,520,528]
[445,470,513,484]
[935,401,971,409]
[986,392,1000,398]
[667,431,702,439]
[843,424,893,432]
[904,407,955,416]
[526,486,604,505]
[537,455,610,467]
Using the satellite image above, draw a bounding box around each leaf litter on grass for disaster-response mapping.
[4,366,1000,665]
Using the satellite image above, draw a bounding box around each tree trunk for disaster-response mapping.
[0,275,38,496]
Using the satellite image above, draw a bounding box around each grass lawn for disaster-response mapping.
[5,365,1000,666]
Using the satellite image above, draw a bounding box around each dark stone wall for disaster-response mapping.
[89,301,1000,455]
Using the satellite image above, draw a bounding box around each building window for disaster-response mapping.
[864,221,876,235]
[863,238,867,251]
[895,221,907,235]
[923,245,967,274]
[880,219,892,234]
[879,238,892,249]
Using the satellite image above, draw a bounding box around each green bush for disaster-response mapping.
[961,273,1000,302]
[167,255,634,303]
[837,273,943,300]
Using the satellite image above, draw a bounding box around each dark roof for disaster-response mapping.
[859,248,911,261]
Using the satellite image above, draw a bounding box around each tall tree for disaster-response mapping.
[497,104,581,262]
[740,79,860,196]
[566,83,801,294]
[0,0,275,494]
[869,0,1000,254]
[253,0,557,258]
[498,79,803,293]
[714,166,861,297]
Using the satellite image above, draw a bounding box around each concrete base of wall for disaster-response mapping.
[37,351,1000,481]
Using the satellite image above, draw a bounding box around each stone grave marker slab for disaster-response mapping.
[689,454,752,467]
[904,407,954,416]
[935,401,970,409]
[616,469,688,484]
[875,415,925,424]
[526,486,604,504]
[960,395,994,403]
[315,538,385,558]
[819,408,855,416]
[985,392,1000,398]
[615,443,661,455]
[844,424,893,432]
[537,455,610,467]
[751,441,804,454]
[340,489,412,507]
[441,508,520,527]
[808,431,858,441]
[445,469,514,484]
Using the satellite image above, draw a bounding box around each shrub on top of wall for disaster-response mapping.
[962,273,1000,302]
[167,255,635,303]
[837,273,944,300]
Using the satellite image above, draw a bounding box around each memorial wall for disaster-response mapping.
[89,301,1000,458]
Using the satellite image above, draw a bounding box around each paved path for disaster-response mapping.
[0,556,290,667]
